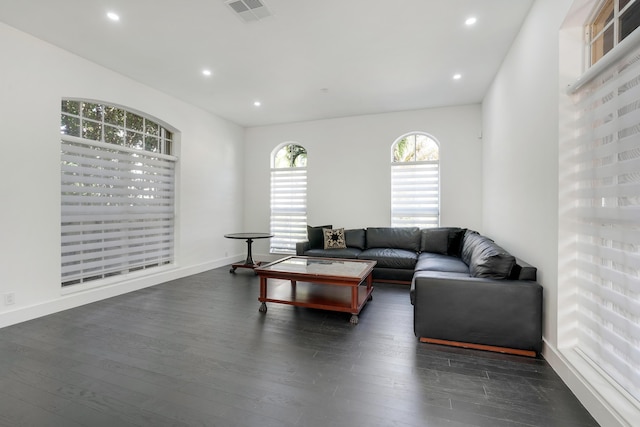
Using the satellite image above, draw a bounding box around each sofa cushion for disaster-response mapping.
[365,227,421,252]
[421,227,466,256]
[344,228,366,250]
[323,228,346,249]
[415,253,469,274]
[446,228,466,257]
[462,231,516,279]
[471,245,515,280]
[307,225,331,249]
[420,228,450,254]
[304,248,361,259]
[358,248,417,269]
[461,230,481,265]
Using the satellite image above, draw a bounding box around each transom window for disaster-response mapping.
[589,0,640,66]
[270,143,307,253]
[391,133,440,228]
[60,100,177,287]
[61,100,173,155]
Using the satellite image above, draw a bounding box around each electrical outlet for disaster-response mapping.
[4,293,15,306]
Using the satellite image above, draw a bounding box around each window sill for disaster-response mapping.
[568,27,640,94]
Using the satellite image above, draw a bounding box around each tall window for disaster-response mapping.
[563,29,640,404]
[60,100,177,287]
[589,0,640,66]
[270,143,307,253]
[391,133,440,228]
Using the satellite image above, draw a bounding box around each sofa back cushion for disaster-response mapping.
[366,227,420,252]
[420,227,466,256]
[344,228,366,250]
[420,228,449,254]
[307,225,332,249]
[461,231,516,279]
[461,230,481,265]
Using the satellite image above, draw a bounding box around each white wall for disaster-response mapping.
[0,23,246,327]
[244,105,483,258]
[483,0,625,425]
[483,0,570,345]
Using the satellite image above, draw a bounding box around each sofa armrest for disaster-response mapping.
[412,272,542,353]
[296,240,310,255]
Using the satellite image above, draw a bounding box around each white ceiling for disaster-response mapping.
[0,0,534,127]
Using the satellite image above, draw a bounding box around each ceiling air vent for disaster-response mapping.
[225,0,272,22]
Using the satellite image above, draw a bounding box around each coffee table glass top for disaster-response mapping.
[259,256,373,278]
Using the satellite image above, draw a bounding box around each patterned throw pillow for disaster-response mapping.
[323,228,346,249]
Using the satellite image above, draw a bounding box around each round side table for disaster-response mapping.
[224,232,273,273]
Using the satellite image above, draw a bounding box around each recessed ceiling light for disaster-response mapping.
[202,69,212,77]
[465,17,477,26]
[107,12,120,21]
[253,101,261,107]
[453,73,462,80]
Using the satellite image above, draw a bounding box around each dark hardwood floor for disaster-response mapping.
[0,266,599,427]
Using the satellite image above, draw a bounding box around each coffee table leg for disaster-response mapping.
[350,286,359,324]
[259,277,267,313]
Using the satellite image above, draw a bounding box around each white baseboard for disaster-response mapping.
[0,255,242,329]
[543,339,637,427]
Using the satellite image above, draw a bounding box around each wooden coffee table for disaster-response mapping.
[254,256,376,324]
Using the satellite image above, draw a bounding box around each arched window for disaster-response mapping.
[60,99,177,287]
[270,143,307,253]
[390,133,440,228]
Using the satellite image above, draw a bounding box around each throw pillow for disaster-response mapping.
[307,225,332,249]
[323,228,347,249]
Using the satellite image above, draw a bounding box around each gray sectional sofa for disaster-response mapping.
[296,226,543,356]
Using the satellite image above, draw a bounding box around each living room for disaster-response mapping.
[1,0,638,426]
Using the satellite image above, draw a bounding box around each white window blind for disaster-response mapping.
[391,161,439,228]
[566,42,640,402]
[61,137,176,286]
[270,167,307,253]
